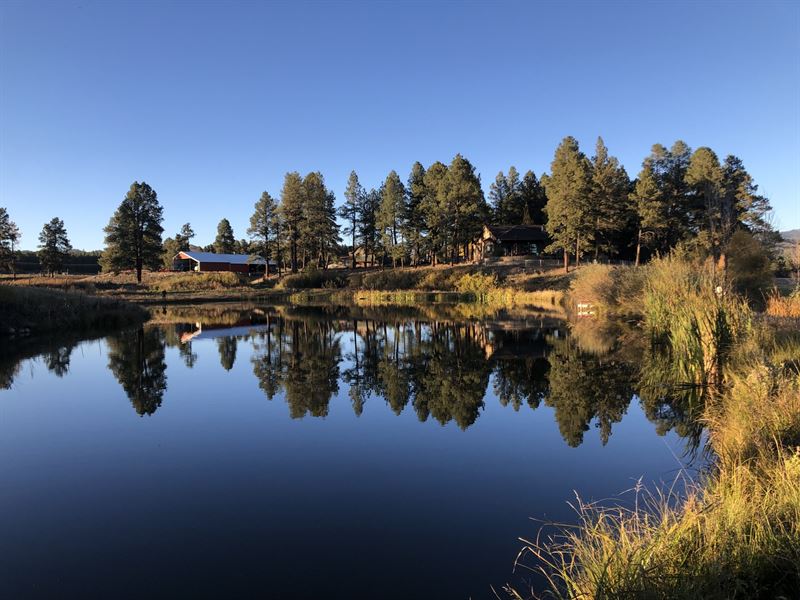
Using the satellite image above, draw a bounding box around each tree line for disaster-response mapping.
[0,136,786,280]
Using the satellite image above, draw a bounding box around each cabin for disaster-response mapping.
[474,224,549,259]
[172,251,269,274]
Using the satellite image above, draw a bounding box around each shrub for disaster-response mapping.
[360,269,423,290]
[725,229,773,304]
[454,272,497,300]
[277,269,347,290]
[156,272,242,292]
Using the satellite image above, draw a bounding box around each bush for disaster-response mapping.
[156,272,242,292]
[360,269,423,290]
[726,229,773,304]
[454,272,497,299]
[277,269,347,289]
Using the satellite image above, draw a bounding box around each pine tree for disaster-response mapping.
[178,223,195,249]
[38,217,72,276]
[213,218,236,254]
[101,181,164,283]
[445,154,488,261]
[0,207,20,277]
[163,223,195,268]
[300,172,339,268]
[519,170,547,225]
[687,147,733,268]
[722,156,780,255]
[630,160,666,266]
[489,170,510,223]
[339,171,363,268]
[421,161,449,265]
[404,162,427,266]
[377,170,406,267]
[359,188,381,267]
[590,137,632,258]
[278,172,305,273]
[248,191,278,264]
[543,137,593,272]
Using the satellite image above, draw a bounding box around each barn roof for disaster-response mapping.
[485,224,548,242]
[177,251,267,265]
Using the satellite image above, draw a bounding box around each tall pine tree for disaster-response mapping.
[38,217,72,276]
[101,181,164,283]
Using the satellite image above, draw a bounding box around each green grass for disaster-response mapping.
[0,285,148,334]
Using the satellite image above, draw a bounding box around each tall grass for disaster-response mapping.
[155,271,244,292]
[507,257,800,600]
[0,285,148,333]
[766,289,800,318]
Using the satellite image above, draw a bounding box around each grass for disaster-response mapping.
[0,284,148,334]
[154,271,243,292]
[507,256,800,600]
[766,288,800,318]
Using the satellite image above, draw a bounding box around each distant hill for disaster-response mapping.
[782,230,800,243]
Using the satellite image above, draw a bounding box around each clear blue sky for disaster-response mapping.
[1,0,798,250]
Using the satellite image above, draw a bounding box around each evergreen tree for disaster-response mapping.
[38,217,72,275]
[248,191,278,263]
[590,137,632,258]
[178,223,195,248]
[519,170,547,225]
[648,141,694,249]
[404,162,427,266]
[214,218,236,253]
[107,327,167,416]
[278,171,305,273]
[0,207,20,276]
[489,170,510,223]
[339,171,363,268]
[543,136,593,272]
[377,170,406,266]
[721,155,780,255]
[686,147,727,264]
[630,160,667,266]
[359,188,381,267]
[299,172,339,268]
[101,181,164,283]
[421,161,449,265]
[162,223,195,268]
[445,154,487,261]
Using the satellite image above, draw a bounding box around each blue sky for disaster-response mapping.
[1,0,798,250]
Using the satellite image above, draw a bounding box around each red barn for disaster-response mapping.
[172,251,268,274]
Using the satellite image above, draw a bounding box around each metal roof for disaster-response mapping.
[177,251,268,265]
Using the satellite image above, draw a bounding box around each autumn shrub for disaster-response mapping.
[360,269,423,290]
[277,269,347,290]
[155,271,243,292]
[454,272,497,300]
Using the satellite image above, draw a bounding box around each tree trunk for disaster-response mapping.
[563,248,569,274]
[575,235,580,267]
[635,229,642,267]
[136,255,143,283]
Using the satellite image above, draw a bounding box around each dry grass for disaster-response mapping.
[766,289,800,318]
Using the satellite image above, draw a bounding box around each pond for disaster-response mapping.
[0,303,702,599]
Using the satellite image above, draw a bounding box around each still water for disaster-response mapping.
[0,304,699,599]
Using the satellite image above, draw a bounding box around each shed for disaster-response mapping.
[172,251,269,274]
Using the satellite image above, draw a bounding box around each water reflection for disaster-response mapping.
[1,305,703,448]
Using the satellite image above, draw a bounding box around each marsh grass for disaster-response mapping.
[0,285,148,333]
[509,367,800,600]
[507,257,800,600]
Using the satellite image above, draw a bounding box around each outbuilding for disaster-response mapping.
[172,251,269,274]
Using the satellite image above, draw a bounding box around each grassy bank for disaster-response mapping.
[508,257,800,599]
[0,285,148,335]
[0,261,572,308]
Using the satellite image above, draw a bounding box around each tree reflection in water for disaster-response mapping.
[107,327,167,416]
[1,308,706,449]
